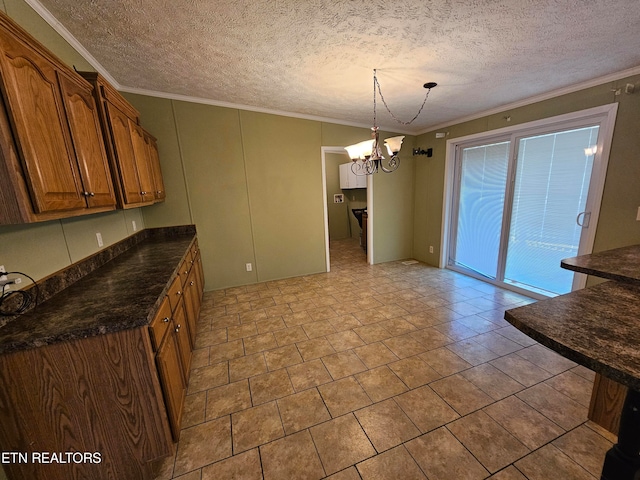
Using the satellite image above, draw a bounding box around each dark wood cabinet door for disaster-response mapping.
[58,73,116,209]
[156,326,186,442]
[105,102,143,205]
[0,30,84,213]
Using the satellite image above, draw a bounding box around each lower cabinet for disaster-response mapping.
[151,296,187,442]
[149,240,203,442]
[0,327,173,480]
[0,236,203,479]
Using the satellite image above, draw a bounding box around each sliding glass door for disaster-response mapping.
[448,106,615,297]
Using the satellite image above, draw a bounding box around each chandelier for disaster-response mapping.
[345,69,437,175]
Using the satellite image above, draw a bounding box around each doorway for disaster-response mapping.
[444,104,618,297]
[321,147,372,271]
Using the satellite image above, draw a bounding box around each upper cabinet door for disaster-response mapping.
[58,73,116,209]
[128,121,155,204]
[105,102,143,205]
[144,131,165,201]
[0,30,84,213]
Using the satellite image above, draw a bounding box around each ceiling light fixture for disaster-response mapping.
[345,69,437,175]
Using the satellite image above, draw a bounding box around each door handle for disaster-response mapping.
[576,211,591,227]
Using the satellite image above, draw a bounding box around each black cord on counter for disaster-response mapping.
[0,271,38,316]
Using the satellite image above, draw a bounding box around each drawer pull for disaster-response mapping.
[176,291,182,296]
[190,281,194,286]
[163,317,169,323]
[175,324,181,332]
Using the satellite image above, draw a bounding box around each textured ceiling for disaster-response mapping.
[31,0,640,133]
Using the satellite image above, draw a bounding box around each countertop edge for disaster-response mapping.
[504,281,640,392]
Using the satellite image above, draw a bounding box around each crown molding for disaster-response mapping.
[120,85,419,135]
[416,65,640,135]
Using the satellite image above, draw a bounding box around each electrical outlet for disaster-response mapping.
[246,263,253,272]
[0,266,8,291]
[429,246,434,254]
[132,220,137,232]
[96,232,104,247]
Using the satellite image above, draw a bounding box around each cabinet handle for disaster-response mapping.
[141,191,147,195]
[175,324,181,332]
[163,317,169,323]
[83,191,90,196]
[89,192,95,197]
[190,281,194,286]
[177,291,182,295]
[156,190,162,194]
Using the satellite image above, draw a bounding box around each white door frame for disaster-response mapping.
[441,103,618,295]
[321,146,373,271]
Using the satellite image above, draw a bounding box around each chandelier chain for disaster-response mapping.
[373,70,432,126]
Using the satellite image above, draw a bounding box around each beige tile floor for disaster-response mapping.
[154,238,617,480]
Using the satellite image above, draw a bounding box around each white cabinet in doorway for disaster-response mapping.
[339,163,367,189]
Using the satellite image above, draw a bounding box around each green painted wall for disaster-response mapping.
[413,76,640,268]
[0,0,146,285]
[372,149,416,263]
[125,90,417,289]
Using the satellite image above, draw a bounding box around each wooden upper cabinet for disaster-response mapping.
[144,130,166,201]
[0,11,165,223]
[0,25,84,214]
[0,11,116,224]
[129,121,155,204]
[58,74,116,209]
[81,71,165,209]
[105,102,143,205]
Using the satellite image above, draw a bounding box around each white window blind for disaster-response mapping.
[504,126,598,295]
[453,141,509,279]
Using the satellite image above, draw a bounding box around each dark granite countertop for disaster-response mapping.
[561,244,640,284]
[505,281,640,391]
[0,230,195,354]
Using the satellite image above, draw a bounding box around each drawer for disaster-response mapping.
[167,275,184,312]
[149,296,172,351]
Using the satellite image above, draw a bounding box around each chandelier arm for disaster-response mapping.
[350,159,376,176]
[374,74,433,126]
[380,155,400,173]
